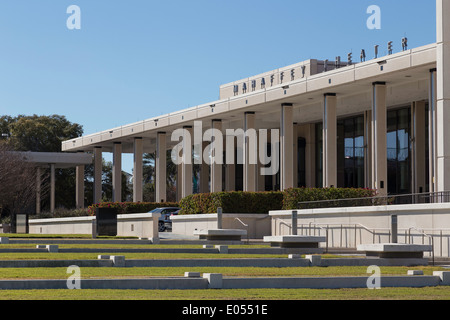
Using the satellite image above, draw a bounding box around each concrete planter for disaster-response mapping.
[171,213,271,239]
[28,213,161,242]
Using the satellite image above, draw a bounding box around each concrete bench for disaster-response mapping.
[194,229,247,241]
[357,243,432,259]
[263,235,326,253]
[36,245,59,253]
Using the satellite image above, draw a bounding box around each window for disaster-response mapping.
[387,107,412,195]
[337,116,365,188]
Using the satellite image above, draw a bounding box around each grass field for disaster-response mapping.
[0,287,450,300]
[0,233,449,301]
[0,266,445,279]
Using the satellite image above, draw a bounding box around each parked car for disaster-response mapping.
[148,207,180,232]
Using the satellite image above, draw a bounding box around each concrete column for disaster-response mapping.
[412,101,427,194]
[429,68,438,194]
[364,110,373,189]
[177,161,183,201]
[371,82,388,195]
[244,112,257,192]
[112,142,122,202]
[50,163,55,213]
[293,123,299,188]
[210,120,223,193]
[75,164,84,209]
[257,129,269,192]
[323,93,337,188]
[36,167,41,214]
[225,163,236,191]
[155,132,167,203]
[133,138,143,203]
[280,103,294,190]
[93,147,103,204]
[257,158,265,191]
[298,124,316,188]
[436,0,450,192]
[225,133,236,191]
[182,126,193,198]
[199,141,209,193]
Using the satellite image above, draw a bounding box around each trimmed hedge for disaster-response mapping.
[31,208,90,220]
[283,187,378,210]
[178,191,284,215]
[86,188,378,216]
[179,188,378,214]
[87,202,179,216]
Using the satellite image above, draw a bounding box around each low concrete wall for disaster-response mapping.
[29,216,95,235]
[28,213,160,240]
[0,275,445,290]
[222,275,441,289]
[0,224,11,233]
[269,203,450,257]
[171,213,271,239]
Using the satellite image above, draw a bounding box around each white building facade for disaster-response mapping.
[63,1,450,207]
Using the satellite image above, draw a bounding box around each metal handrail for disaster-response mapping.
[297,190,450,209]
[274,218,292,236]
[234,217,249,244]
[307,222,390,245]
[305,223,437,264]
[309,222,329,253]
[408,227,435,266]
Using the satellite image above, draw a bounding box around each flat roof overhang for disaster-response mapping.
[16,152,93,168]
[62,43,437,154]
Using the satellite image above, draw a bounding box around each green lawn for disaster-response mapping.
[1,287,450,300]
[0,233,136,239]
[0,252,291,260]
[0,266,445,280]
[0,243,266,249]
[0,234,448,301]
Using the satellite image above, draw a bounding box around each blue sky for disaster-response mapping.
[0,0,436,172]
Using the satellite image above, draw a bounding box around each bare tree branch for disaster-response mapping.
[0,143,48,217]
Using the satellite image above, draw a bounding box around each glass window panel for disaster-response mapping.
[344,119,354,138]
[387,110,397,132]
[315,123,323,188]
[336,115,365,189]
[387,131,397,161]
[386,107,412,196]
[355,116,364,138]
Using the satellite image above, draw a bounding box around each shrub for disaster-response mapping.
[179,188,378,214]
[87,202,179,216]
[30,208,90,220]
[283,187,378,210]
[86,188,377,216]
[179,191,284,215]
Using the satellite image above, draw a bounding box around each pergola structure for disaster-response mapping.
[17,152,93,212]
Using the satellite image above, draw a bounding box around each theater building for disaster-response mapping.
[62,1,450,210]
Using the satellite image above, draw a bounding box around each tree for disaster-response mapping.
[0,114,83,211]
[142,150,197,203]
[0,143,48,220]
[1,114,83,152]
[83,160,133,205]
